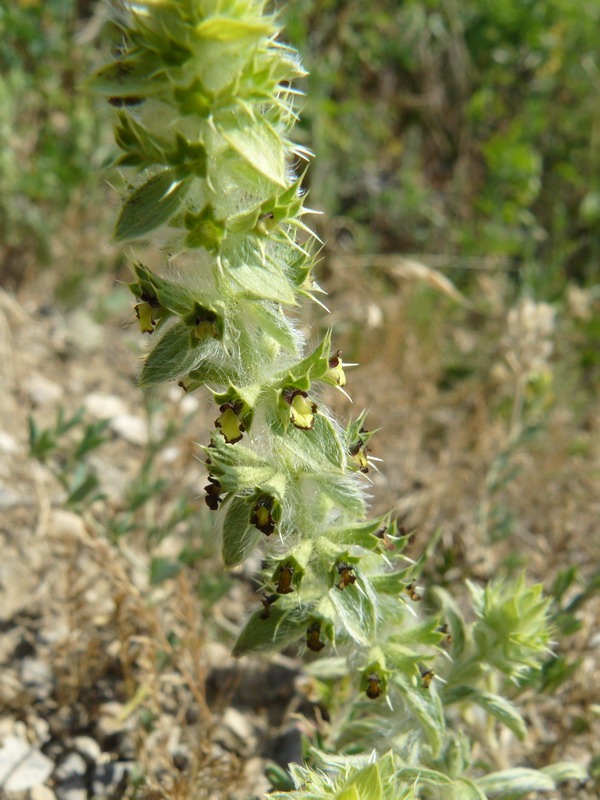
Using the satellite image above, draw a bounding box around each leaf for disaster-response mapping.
[229,263,297,305]
[318,475,366,518]
[329,517,390,550]
[65,463,102,507]
[335,787,360,800]
[395,768,452,787]
[152,279,198,317]
[477,768,555,796]
[350,763,383,800]
[222,497,261,567]
[394,674,445,757]
[281,413,346,472]
[329,573,377,647]
[251,304,299,353]
[472,692,527,740]
[442,685,476,705]
[195,16,275,42]
[541,762,587,785]
[453,778,489,800]
[286,332,332,384]
[371,568,414,595]
[305,657,349,680]
[139,322,215,385]
[206,436,278,492]
[219,117,286,187]
[86,57,165,96]
[115,171,190,242]
[150,557,182,585]
[186,359,235,388]
[233,605,309,656]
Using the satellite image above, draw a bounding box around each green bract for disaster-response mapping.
[93,1,584,797]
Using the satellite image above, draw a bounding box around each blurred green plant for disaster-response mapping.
[283,0,600,291]
[28,406,109,509]
[27,398,224,604]
[0,0,107,283]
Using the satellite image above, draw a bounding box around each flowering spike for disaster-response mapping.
[93,4,568,794]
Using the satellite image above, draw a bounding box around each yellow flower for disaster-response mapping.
[215,402,245,444]
[283,389,318,430]
[324,350,347,387]
[134,301,156,334]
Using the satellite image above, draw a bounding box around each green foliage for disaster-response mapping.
[283,0,600,289]
[0,0,106,281]
[28,407,109,509]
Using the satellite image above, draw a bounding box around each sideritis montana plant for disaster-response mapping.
[89,1,586,797]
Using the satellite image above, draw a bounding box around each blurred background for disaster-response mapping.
[1,0,599,797]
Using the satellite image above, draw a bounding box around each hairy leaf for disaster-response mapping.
[222,496,261,567]
[472,692,527,740]
[139,322,214,385]
[233,604,310,656]
[115,172,190,242]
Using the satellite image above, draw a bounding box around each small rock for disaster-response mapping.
[180,394,199,415]
[96,702,124,738]
[159,445,180,464]
[20,657,54,700]
[65,310,103,354]
[91,761,130,797]
[54,753,88,800]
[30,786,58,800]
[0,485,22,509]
[72,736,101,764]
[0,736,54,791]
[214,708,256,757]
[27,715,51,747]
[46,510,87,542]
[54,753,87,781]
[54,782,86,800]
[203,641,231,670]
[243,757,272,798]
[109,414,147,446]
[0,431,19,455]
[84,393,127,420]
[26,375,63,406]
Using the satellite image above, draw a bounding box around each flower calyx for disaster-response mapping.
[306,620,326,652]
[183,302,223,343]
[275,563,295,594]
[360,662,389,700]
[335,561,357,591]
[347,413,378,474]
[418,662,435,689]
[129,266,169,334]
[183,204,225,252]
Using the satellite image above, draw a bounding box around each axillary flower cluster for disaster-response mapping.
[89,0,403,671]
